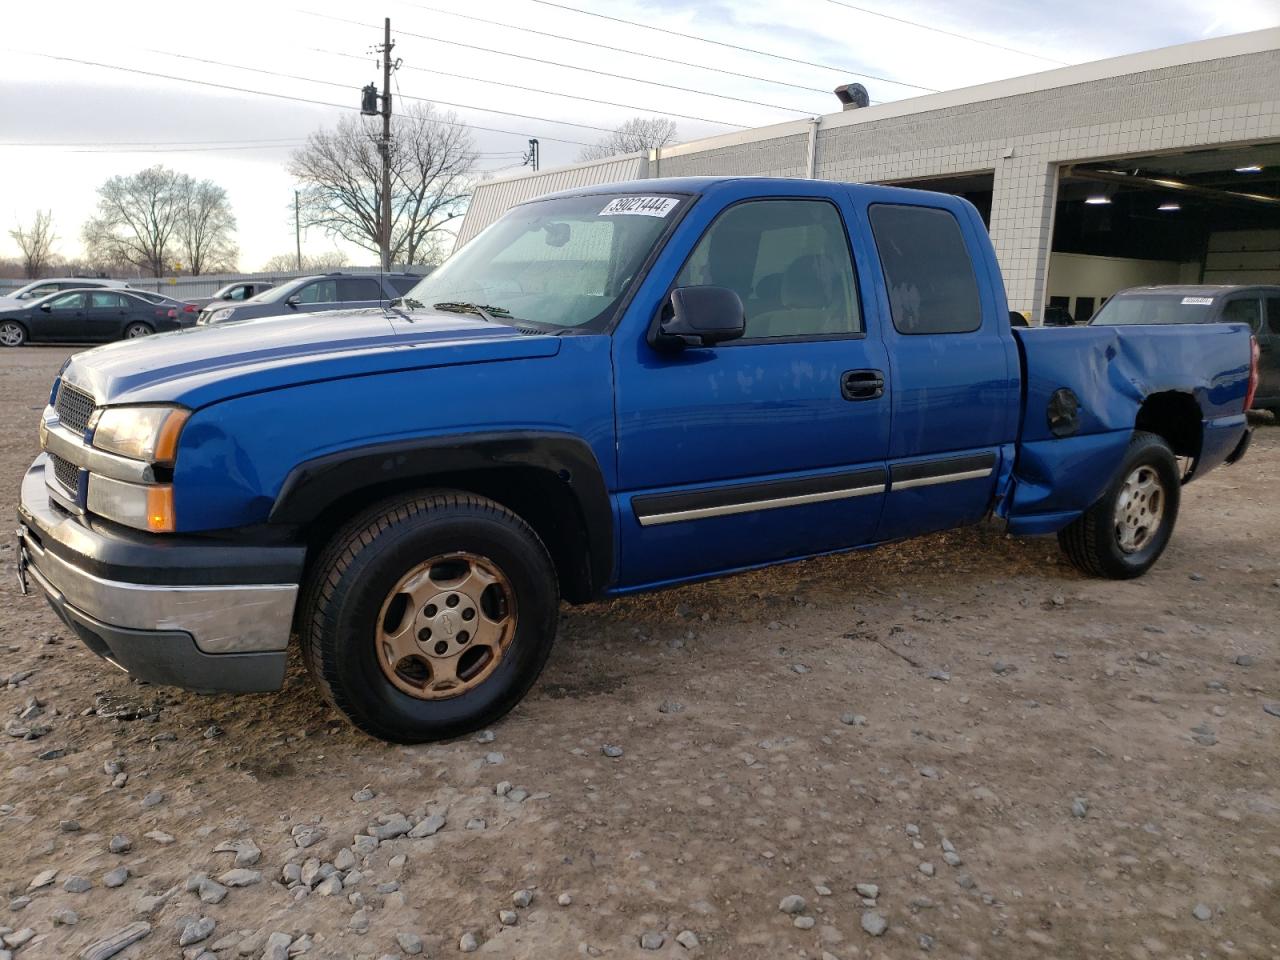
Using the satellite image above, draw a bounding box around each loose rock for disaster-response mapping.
[779,894,807,914]
[861,911,888,937]
[396,932,424,955]
[408,814,445,839]
[178,917,215,947]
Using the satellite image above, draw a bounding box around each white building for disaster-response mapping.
[457,28,1280,323]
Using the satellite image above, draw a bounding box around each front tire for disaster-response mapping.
[0,321,27,347]
[1058,430,1180,579]
[300,491,559,743]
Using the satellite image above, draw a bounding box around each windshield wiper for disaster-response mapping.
[432,301,512,324]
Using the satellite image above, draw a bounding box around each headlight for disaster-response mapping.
[210,308,233,323]
[90,405,189,464]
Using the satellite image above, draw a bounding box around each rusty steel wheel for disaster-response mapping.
[375,552,518,700]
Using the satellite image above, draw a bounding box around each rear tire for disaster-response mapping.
[1058,430,1180,579]
[299,491,559,743]
[0,321,27,347]
[123,322,154,339]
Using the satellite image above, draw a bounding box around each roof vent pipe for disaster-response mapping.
[834,83,870,110]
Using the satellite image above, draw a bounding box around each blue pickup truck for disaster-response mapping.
[17,177,1257,742]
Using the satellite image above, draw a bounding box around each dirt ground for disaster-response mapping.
[1,345,1278,960]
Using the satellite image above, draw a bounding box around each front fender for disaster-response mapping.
[270,432,615,599]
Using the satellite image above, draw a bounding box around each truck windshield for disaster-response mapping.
[400,193,686,331]
[1090,294,1218,325]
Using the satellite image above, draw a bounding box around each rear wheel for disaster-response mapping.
[123,322,154,339]
[0,321,27,347]
[300,491,559,743]
[1058,430,1180,579]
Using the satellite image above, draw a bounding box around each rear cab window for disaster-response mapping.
[868,204,982,335]
[338,278,383,302]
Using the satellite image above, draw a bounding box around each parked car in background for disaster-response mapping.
[124,290,202,326]
[0,277,130,309]
[1091,285,1279,412]
[197,273,419,325]
[0,288,183,346]
[18,177,1255,742]
[187,280,276,311]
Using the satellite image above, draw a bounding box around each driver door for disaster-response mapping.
[612,193,891,588]
[36,292,87,340]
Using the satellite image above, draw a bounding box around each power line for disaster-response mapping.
[822,0,1070,65]
[302,12,827,115]
[317,48,749,129]
[151,49,618,136]
[522,0,938,92]
[28,53,593,147]
[403,2,836,96]
[2,137,310,147]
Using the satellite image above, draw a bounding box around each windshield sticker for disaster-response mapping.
[1181,296,1214,305]
[599,196,679,218]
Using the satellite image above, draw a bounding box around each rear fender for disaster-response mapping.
[1006,324,1250,533]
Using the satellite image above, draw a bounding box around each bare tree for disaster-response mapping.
[180,180,238,276]
[82,166,187,277]
[260,250,350,272]
[577,116,678,161]
[290,102,475,267]
[9,210,59,279]
[82,166,239,277]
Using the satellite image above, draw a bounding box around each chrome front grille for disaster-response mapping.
[49,452,80,493]
[55,383,96,435]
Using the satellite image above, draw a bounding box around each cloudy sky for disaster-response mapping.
[1,0,1276,272]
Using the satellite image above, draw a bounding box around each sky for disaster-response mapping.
[1,0,1277,273]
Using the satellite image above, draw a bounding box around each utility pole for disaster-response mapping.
[294,190,302,272]
[523,138,540,172]
[378,18,394,272]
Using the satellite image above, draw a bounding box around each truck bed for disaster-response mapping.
[1004,323,1252,535]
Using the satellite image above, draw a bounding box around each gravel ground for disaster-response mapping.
[1,345,1278,960]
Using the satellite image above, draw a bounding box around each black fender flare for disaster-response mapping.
[269,431,614,599]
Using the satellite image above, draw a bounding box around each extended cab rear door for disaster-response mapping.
[849,188,1020,540]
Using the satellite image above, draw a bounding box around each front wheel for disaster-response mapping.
[123,322,154,339]
[0,321,27,347]
[1058,430,1180,579]
[299,491,559,743]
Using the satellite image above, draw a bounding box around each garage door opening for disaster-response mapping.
[1048,142,1280,323]
[882,171,995,227]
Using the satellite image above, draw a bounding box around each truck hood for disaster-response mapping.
[59,308,561,408]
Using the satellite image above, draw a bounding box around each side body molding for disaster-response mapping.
[269,432,615,599]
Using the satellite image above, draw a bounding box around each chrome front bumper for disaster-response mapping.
[18,455,304,692]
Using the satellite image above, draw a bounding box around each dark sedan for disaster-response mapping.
[0,289,184,347]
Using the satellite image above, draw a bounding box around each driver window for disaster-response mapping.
[296,280,337,304]
[49,292,85,309]
[675,199,861,340]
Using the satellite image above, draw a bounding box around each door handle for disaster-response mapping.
[841,369,885,401]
